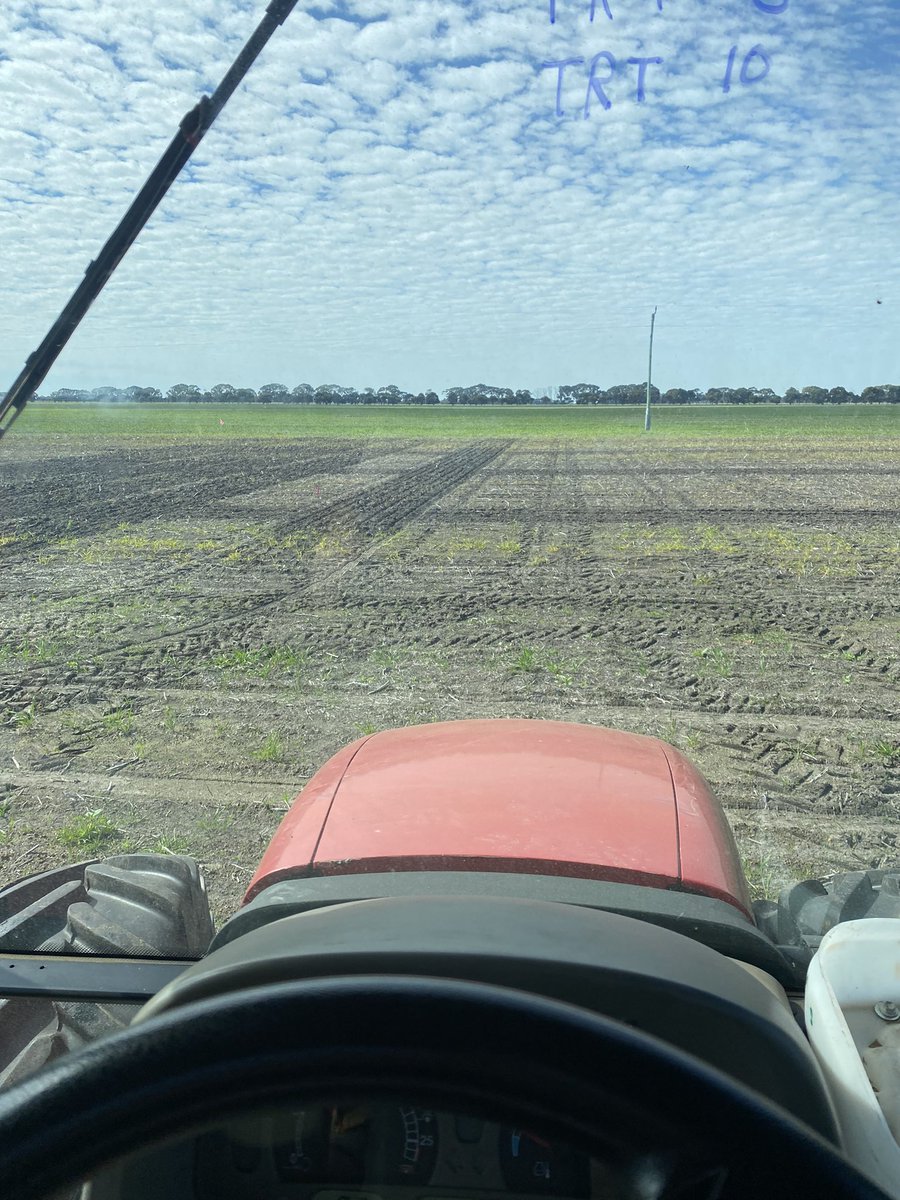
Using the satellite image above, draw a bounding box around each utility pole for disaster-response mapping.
[644,306,658,432]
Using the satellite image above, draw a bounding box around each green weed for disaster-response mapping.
[152,833,192,855]
[12,702,37,732]
[58,810,119,853]
[510,647,539,673]
[445,535,490,560]
[544,654,575,687]
[252,732,284,763]
[196,812,235,835]
[313,531,352,558]
[0,638,59,665]
[376,531,413,561]
[692,646,734,678]
[213,646,309,679]
[103,706,135,736]
[874,740,900,765]
[0,802,14,846]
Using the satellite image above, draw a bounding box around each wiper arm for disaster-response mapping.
[0,0,299,443]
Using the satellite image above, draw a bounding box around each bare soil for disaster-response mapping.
[1,434,898,924]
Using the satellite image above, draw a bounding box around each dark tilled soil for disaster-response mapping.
[1,435,898,924]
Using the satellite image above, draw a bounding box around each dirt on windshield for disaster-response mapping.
[1,432,898,924]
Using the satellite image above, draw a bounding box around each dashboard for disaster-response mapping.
[189,1103,600,1200]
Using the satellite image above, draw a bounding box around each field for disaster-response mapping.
[1,404,899,923]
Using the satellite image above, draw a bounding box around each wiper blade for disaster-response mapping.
[0,0,299,443]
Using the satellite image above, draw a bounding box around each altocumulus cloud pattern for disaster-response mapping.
[0,0,897,395]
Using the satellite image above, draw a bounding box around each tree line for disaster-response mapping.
[37,381,900,406]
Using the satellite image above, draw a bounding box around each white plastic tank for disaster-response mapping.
[805,918,900,1197]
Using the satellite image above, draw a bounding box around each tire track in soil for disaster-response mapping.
[440,444,899,824]
[505,446,562,566]
[298,568,897,704]
[569,465,900,478]
[0,442,365,549]
[457,504,900,527]
[725,724,900,806]
[289,543,895,724]
[1,441,510,712]
[540,444,899,726]
[268,440,509,545]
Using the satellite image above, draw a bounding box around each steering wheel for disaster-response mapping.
[0,975,888,1200]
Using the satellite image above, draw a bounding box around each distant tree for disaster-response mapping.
[377,385,403,405]
[314,384,356,404]
[207,383,236,403]
[451,384,515,405]
[801,386,828,404]
[49,388,89,402]
[661,388,699,405]
[827,387,857,404]
[783,387,801,404]
[860,384,900,403]
[258,383,289,403]
[290,384,314,404]
[232,388,257,404]
[729,387,754,404]
[608,383,654,405]
[127,386,162,403]
[166,384,201,403]
[703,387,734,405]
[561,383,607,405]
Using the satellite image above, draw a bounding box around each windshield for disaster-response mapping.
[0,0,897,941]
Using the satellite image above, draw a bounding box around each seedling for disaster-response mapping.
[58,810,119,853]
[510,647,539,673]
[252,732,284,763]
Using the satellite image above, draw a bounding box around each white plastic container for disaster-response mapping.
[805,918,900,1197]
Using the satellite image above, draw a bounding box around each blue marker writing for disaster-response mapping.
[543,57,585,116]
[584,51,616,117]
[740,44,771,84]
[627,55,663,101]
[723,43,771,92]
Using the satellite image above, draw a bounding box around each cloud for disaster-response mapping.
[0,0,897,395]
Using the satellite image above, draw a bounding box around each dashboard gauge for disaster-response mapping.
[380,1106,440,1185]
[498,1127,590,1197]
[272,1108,333,1182]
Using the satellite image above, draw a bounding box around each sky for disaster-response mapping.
[0,0,898,396]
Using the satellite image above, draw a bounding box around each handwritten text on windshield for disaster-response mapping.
[542,0,788,117]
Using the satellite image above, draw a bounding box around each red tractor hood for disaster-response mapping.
[246,719,751,915]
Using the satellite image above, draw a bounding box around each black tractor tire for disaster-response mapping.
[754,868,900,952]
[0,855,214,1088]
[37,854,214,958]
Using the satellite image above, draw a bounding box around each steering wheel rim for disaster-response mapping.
[0,975,888,1200]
